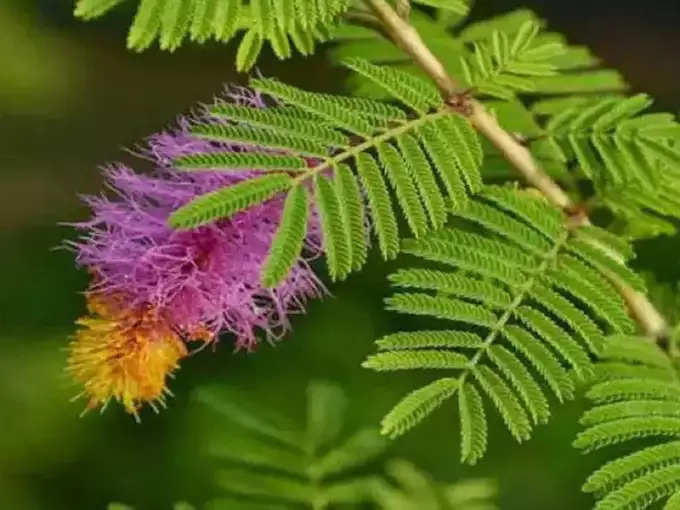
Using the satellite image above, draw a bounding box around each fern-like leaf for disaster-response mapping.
[315,175,352,281]
[363,350,469,371]
[538,95,680,239]
[377,142,429,238]
[335,8,625,101]
[381,378,459,439]
[169,174,292,229]
[356,152,400,260]
[169,67,482,287]
[374,458,498,509]
[577,336,680,510]
[459,21,565,100]
[376,330,484,351]
[397,133,447,229]
[174,152,307,172]
[390,268,513,309]
[458,382,488,465]
[261,185,309,288]
[74,0,126,19]
[197,381,388,508]
[75,0,354,69]
[335,164,368,271]
[365,189,641,463]
[342,57,441,113]
[127,0,163,51]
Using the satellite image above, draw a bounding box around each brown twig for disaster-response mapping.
[362,0,669,340]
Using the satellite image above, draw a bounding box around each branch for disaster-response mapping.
[343,8,386,34]
[362,0,669,340]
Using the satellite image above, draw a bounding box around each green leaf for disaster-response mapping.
[419,121,468,208]
[213,0,241,41]
[376,331,484,351]
[458,382,488,465]
[169,174,292,229]
[306,381,347,453]
[454,200,553,256]
[363,350,469,371]
[488,345,550,424]
[517,306,593,379]
[583,441,680,493]
[567,239,646,293]
[397,133,447,229]
[314,175,352,281]
[310,429,387,479]
[587,379,680,405]
[436,115,483,192]
[335,165,368,271]
[159,0,194,51]
[127,0,163,51]
[381,378,460,439]
[367,191,634,464]
[236,29,264,72]
[191,123,328,157]
[390,268,513,309]
[252,78,375,135]
[593,465,680,510]
[401,237,526,287]
[530,283,605,355]
[386,293,498,328]
[74,0,127,19]
[210,104,349,147]
[189,0,218,42]
[378,142,429,237]
[503,325,575,402]
[174,152,307,172]
[481,185,564,242]
[473,366,532,442]
[549,257,636,334]
[260,185,309,288]
[574,417,680,452]
[342,57,441,113]
[356,153,399,260]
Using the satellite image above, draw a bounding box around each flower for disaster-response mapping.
[68,89,324,416]
[68,295,187,419]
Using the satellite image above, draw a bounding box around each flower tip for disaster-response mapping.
[68,296,189,418]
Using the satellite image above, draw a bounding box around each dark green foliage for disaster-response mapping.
[373,459,498,510]
[196,381,388,509]
[169,174,292,229]
[364,187,642,463]
[74,0,353,70]
[577,336,680,510]
[539,94,680,239]
[70,3,680,508]
[169,63,483,288]
[335,8,626,101]
[261,185,309,287]
[544,95,662,186]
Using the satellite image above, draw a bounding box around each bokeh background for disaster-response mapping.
[2,1,680,508]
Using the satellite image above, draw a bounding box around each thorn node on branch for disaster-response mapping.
[444,88,475,116]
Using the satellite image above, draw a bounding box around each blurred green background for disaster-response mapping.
[2,1,680,508]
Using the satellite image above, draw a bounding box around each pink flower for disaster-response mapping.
[67,90,324,415]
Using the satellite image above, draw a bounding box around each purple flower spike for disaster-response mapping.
[72,89,325,352]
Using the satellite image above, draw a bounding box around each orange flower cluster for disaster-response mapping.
[67,296,193,420]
